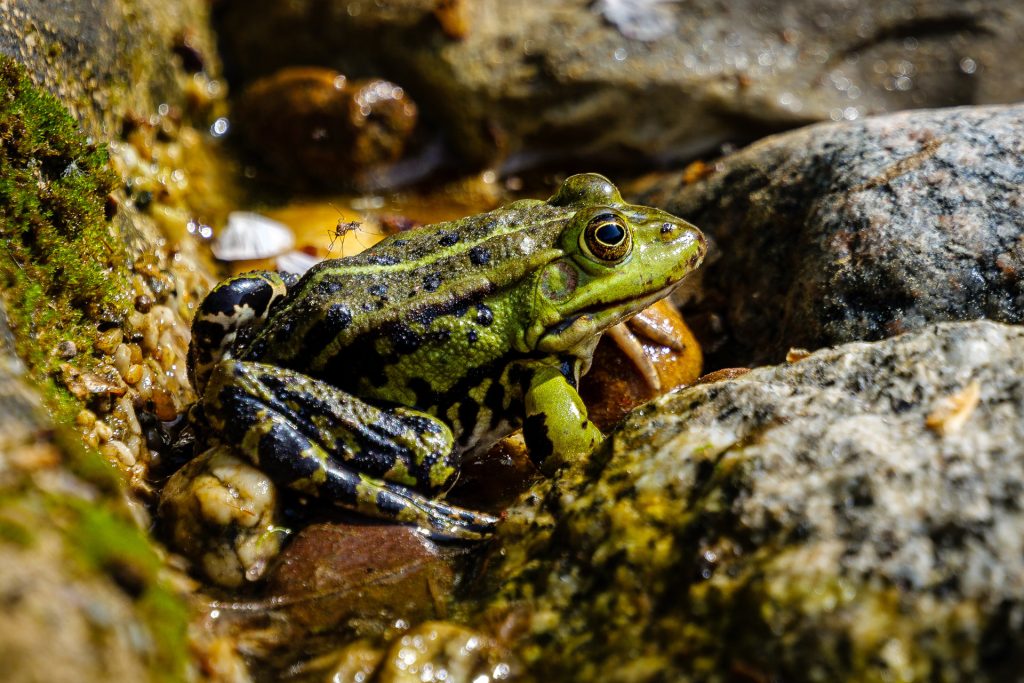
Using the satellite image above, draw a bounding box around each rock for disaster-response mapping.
[640,104,1024,367]
[261,522,462,639]
[215,0,1024,168]
[493,320,1024,682]
[0,306,189,683]
[160,447,284,588]
[0,0,218,136]
[233,66,419,190]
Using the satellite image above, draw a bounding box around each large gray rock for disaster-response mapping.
[215,0,1024,168]
[495,320,1024,682]
[641,104,1024,367]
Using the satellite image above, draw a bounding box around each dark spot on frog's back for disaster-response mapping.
[476,304,494,326]
[467,329,478,344]
[303,303,353,356]
[469,246,491,266]
[368,283,388,297]
[438,230,459,247]
[319,278,344,295]
[367,254,399,266]
[423,273,442,292]
[391,323,423,353]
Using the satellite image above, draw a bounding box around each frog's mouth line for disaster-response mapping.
[537,283,678,353]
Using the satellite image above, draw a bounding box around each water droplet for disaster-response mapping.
[210,117,229,137]
[613,47,628,61]
[959,57,977,74]
[895,75,913,91]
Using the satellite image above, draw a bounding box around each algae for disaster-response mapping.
[0,55,131,418]
[0,56,189,681]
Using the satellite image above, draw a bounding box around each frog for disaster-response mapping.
[186,173,706,541]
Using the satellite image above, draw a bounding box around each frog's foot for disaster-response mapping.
[242,414,497,540]
[607,310,688,394]
[204,359,497,540]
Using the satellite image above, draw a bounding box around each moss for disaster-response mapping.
[0,56,188,681]
[0,55,131,418]
[55,496,189,683]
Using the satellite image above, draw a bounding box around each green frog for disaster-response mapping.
[187,173,705,540]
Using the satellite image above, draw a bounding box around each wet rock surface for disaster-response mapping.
[0,307,188,683]
[215,0,1024,168]
[495,320,1024,682]
[642,104,1024,367]
[263,522,460,636]
[0,0,217,136]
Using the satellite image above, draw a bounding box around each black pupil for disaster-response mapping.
[595,222,625,245]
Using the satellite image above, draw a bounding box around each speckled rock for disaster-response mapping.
[215,0,1024,168]
[0,0,218,136]
[494,320,1024,682]
[0,307,188,683]
[640,104,1024,367]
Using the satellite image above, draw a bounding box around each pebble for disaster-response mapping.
[56,340,78,359]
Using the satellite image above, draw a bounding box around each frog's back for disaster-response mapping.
[242,200,566,375]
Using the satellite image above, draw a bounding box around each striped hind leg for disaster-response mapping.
[202,359,497,540]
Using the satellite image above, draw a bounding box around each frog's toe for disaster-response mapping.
[407,497,499,541]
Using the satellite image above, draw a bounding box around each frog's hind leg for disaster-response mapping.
[203,359,497,540]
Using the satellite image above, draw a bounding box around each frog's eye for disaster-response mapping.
[581,211,632,263]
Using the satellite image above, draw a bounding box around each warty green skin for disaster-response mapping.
[188,174,706,539]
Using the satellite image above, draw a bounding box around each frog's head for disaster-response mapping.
[524,173,706,354]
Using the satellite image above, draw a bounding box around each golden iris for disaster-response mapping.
[581,211,632,263]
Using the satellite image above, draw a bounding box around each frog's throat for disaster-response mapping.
[535,284,677,354]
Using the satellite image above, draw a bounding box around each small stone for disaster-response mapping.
[93,421,113,443]
[134,294,154,313]
[55,340,78,359]
[211,211,295,261]
[147,386,180,422]
[95,328,124,355]
[123,364,144,385]
[75,409,97,429]
[59,363,128,401]
[263,522,459,634]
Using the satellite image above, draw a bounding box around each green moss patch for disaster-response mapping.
[58,497,189,682]
[0,55,131,415]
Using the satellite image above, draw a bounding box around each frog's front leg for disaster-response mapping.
[202,360,497,540]
[516,358,603,474]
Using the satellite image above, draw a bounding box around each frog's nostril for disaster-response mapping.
[660,222,674,235]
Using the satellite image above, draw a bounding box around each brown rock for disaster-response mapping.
[263,522,461,637]
[234,66,418,190]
